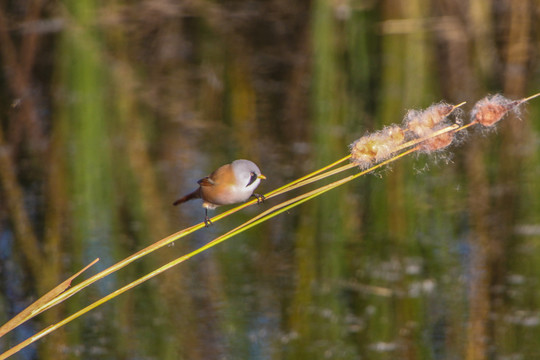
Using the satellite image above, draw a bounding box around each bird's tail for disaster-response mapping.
[173,189,200,206]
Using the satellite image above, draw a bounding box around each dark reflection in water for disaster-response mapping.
[1,0,540,359]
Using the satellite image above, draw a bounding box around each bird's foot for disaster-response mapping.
[251,193,266,204]
[204,216,213,227]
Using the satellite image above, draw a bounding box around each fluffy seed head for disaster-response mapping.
[420,132,455,152]
[406,103,455,137]
[385,125,406,144]
[350,125,405,169]
[471,94,517,127]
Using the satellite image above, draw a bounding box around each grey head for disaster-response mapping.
[231,159,264,189]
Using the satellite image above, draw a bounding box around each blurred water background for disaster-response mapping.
[1,0,540,359]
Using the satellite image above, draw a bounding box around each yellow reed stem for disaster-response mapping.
[6,153,355,330]
[267,163,358,197]
[0,146,420,360]
[521,92,540,103]
[266,154,352,196]
[455,121,478,132]
[26,222,205,319]
[4,154,354,334]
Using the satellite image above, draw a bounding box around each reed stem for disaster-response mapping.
[0,146,419,360]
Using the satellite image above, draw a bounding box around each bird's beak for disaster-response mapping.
[258,174,267,180]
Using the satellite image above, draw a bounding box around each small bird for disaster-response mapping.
[173,159,266,226]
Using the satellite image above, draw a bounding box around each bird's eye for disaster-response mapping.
[246,172,258,187]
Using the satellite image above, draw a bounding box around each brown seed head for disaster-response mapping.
[420,131,455,152]
[471,94,515,127]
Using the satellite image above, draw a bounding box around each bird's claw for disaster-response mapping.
[252,193,265,204]
[204,216,213,227]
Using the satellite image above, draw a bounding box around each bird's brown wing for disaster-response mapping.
[197,176,215,186]
[202,164,236,186]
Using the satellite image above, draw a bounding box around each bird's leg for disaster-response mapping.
[204,208,213,227]
[251,193,266,204]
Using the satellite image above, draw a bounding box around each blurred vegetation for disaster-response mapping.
[1,0,540,359]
